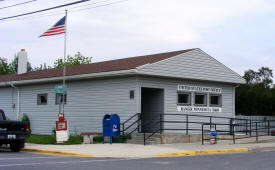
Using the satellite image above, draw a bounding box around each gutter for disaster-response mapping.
[11,84,20,121]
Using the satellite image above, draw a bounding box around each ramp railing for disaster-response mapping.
[120,113,275,145]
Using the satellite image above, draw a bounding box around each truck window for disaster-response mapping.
[0,111,4,120]
[0,112,4,120]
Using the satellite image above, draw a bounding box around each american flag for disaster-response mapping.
[40,16,66,37]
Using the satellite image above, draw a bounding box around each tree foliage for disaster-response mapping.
[54,52,92,68]
[34,63,52,71]
[243,67,273,88]
[236,67,275,115]
[0,52,92,75]
[9,55,33,73]
[0,57,12,74]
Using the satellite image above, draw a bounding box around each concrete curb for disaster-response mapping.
[157,148,249,157]
[23,148,93,157]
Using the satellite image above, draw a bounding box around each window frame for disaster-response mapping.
[177,92,191,106]
[194,93,207,106]
[209,94,222,107]
[55,93,67,105]
[37,93,48,105]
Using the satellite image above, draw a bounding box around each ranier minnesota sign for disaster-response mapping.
[177,106,222,113]
[178,85,222,93]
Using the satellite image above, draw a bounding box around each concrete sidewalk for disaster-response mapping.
[23,136,275,158]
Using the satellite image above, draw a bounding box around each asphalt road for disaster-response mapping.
[1,149,275,170]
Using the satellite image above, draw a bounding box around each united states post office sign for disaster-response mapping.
[177,106,222,113]
[178,85,222,94]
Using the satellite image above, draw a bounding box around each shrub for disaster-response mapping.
[52,128,56,136]
[26,135,56,144]
[26,134,83,145]
[22,113,31,134]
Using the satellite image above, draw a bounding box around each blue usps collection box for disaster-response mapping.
[103,114,120,144]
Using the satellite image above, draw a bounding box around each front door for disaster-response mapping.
[141,87,164,133]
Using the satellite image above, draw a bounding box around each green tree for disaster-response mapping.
[0,57,12,75]
[54,52,92,68]
[243,67,273,88]
[243,69,257,85]
[257,67,273,88]
[236,67,275,116]
[34,63,52,71]
[9,55,32,73]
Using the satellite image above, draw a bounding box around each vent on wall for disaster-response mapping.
[130,90,135,99]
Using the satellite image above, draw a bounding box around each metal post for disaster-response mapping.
[122,123,125,136]
[245,119,248,135]
[159,114,162,133]
[201,124,204,145]
[210,116,212,124]
[143,132,146,145]
[268,120,270,136]
[62,10,68,115]
[138,113,141,133]
[233,124,235,144]
[256,122,258,143]
[230,118,233,135]
[250,119,252,137]
[186,115,188,135]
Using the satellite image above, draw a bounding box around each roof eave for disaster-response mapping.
[0,69,137,87]
[136,71,246,85]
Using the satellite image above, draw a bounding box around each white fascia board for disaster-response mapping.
[0,69,137,87]
[135,71,243,85]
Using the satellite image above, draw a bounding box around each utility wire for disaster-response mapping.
[71,0,129,12]
[1,0,129,22]
[0,0,37,10]
[0,0,90,21]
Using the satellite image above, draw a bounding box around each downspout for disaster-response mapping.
[11,84,20,121]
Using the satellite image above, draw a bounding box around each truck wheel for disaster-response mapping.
[10,141,25,152]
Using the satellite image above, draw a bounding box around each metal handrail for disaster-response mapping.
[123,113,140,125]
[160,113,249,121]
[120,113,141,137]
[121,113,275,145]
[142,120,162,145]
[201,120,273,144]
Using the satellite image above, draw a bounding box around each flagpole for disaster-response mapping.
[62,9,67,114]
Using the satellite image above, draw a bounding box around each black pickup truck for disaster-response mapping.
[0,109,29,152]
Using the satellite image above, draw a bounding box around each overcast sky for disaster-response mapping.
[0,0,275,76]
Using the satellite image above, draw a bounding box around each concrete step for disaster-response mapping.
[127,133,161,145]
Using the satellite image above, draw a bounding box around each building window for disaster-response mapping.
[177,93,191,105]
[210,94,222,107]
[194,93,207,106]
[55,94,67,104]
[37,94,48,105]
[130,90,135,99]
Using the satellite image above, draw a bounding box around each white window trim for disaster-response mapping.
[209,94,222,107]
[37,93,48,105]
[177,92,191,106]
[194,93,207,107]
